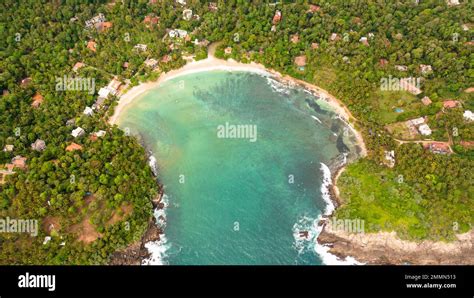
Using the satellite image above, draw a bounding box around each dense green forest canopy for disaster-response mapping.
[0,0,472,263]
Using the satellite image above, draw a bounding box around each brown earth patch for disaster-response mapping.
[106,203,134,226]
[70,217,102,244]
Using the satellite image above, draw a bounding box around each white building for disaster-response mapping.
[134,44,148,52]
[169,29,188,39]
[463,110,474,121]
[183,9,193,21]
[83,106,94,116]
[384,150,395,168]
[420,64,432,74]
[408,117,425,126]
[85,13,106,29]
[95,130,107,137]
[71,127,85,138]
[144,58,159,69]
[418,124,432,136]
[98,87,111,99]
[395,65,408,71]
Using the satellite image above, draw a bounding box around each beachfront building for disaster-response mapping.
[95,21,112,33]
[144,58,159,69]
[71,127,85,138]
[94,130,107,138]
[408,117,425,126]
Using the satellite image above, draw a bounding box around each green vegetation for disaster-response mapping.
[336,156,473,241]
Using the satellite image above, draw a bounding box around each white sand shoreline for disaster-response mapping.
[109,44,367,159]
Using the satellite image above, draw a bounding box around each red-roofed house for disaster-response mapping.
[460,141,474,149]
[87,40,97,52]
[11,156,27,169]
[32,93,44,108]
[73,62,84,72]
[443,100,459,109]
[272,11,282,24]
[423,142,451,155]
[96,21,113,32]
[291,34,299,44]
[161,55,171,63]
[308,5,321,13]
[144,15,159,27]
[66,143,83,152]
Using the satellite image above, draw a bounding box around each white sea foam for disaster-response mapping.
[292,215,318,255]
[142,234,170,265]
[312,163,364,265]
[319,163,334,216]
[142,194,170,265]
[266,77,290,95]
[148,155,158,176]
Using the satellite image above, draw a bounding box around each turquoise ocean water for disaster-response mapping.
[117,71,361,265]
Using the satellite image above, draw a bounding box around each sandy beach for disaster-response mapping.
[109,43,268,125]
[109,43,367,158]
